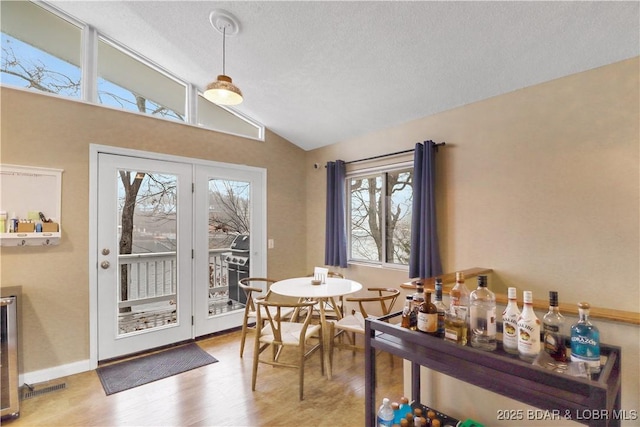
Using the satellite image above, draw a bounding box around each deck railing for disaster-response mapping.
[118,249,231,309]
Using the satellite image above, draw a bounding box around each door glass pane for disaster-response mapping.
[117,170,178,336]
[207,178,251,317]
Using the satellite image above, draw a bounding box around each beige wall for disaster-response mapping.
[305,57,639,311]
[306,57,640,424]
[0,87,308,374]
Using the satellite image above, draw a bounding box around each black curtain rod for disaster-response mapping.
[345,141,445,165]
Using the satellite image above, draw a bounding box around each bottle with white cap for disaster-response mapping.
[517,291,541,362]
[501,287,520,354]
[376,397,394,427]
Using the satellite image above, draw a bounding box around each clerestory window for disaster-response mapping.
[0,1,264,141]
[1,1,82,98]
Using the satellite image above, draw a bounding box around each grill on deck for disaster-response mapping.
[225,234,249,304]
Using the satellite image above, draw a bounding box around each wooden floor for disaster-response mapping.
[6,329,404,426]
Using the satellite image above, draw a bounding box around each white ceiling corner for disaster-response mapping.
[48,1,640,151]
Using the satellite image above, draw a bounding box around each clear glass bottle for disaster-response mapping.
[470,275,497,350]
[570,302,601,373]
[434,279,447,338]
[517,291,541,362]
[543,291,566,361]
[501,287,520,355]
[377,397,394,427]
[449,271,471,336]
[401,295,413,329]
[417,290,438,335]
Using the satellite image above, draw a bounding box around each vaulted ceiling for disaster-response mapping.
[49,1,639,151]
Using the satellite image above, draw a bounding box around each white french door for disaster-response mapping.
[92,147,267,361]
[193,164,267,336]
[97,154,193,360]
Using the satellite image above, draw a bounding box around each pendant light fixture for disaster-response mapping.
[204,10,243,106]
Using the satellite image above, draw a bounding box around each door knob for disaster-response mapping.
[102,248,110,255]
[101,261,110,269]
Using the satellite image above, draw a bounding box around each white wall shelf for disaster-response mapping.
[0,164,63,247]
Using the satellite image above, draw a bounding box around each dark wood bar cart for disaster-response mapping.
[365,313,622,427]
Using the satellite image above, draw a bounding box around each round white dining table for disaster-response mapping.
[270,277,362,299]
[270,277,363,379]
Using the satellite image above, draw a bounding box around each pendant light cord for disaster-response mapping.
[222,26,226,75]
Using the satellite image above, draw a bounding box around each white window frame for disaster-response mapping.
[346,161,413,270]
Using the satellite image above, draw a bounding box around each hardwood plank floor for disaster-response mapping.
[5,329,404,426]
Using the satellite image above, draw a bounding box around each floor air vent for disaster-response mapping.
[21,383,66,400]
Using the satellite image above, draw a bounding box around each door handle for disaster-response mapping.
[101,261,110,269]
[102,248,110,256]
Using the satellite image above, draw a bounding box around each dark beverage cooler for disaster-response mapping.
[1,296,19,419]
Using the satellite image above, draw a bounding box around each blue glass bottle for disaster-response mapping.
[570,302,600,374]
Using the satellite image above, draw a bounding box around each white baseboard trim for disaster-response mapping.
[21,359,93,386]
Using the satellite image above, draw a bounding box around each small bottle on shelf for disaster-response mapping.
[434,279,447,338]
[391,401,401,425]
[450,271,470,340]
[411,284,425,331]
[469,275,497,351]
[450,271,470,316]
[501,287,520,355]
[397,397,412,421]
[517,291,541,362]
[570,302,601,373]
[377,397,395,427]
[417,290,438,335]
[543,291,566,361]
[401,295,414,329]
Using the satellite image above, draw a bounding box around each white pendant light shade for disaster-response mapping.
[206,10,243,106]
[204,74,243,105]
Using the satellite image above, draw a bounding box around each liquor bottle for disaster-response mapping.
[417,290,438,335]
[469,275,497,350]
[570,302,601,373]
[517,291,541,362]
[450,271,470,324]
[543,291,566,361]
[434,279,447,338]
[410,284,425,331]
[377,397,394,427]
[501,287,520,355]
[444,302,468,346]
[401,295,413,329]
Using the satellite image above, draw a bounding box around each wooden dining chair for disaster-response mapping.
[328,287,400,358]
[251,297,323,401]
[238,277,296,358]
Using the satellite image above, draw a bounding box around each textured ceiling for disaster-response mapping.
[49,1,639,151]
